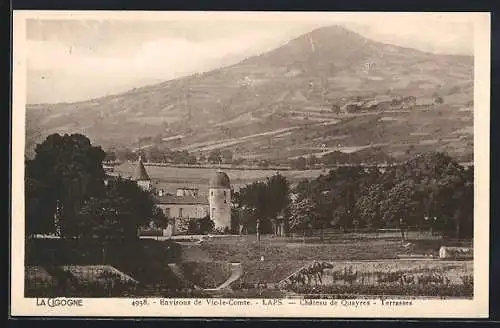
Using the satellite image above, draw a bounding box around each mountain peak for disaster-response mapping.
[243,25,371,69]
[306,24,366,40]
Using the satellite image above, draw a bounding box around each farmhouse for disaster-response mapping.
[132,158,232,235]
[415,96,436,107]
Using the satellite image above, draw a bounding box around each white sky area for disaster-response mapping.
[25,13,474,104]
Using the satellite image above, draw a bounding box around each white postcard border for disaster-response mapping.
[10,10,491,318]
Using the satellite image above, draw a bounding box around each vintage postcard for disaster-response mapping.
[10,11,491,318]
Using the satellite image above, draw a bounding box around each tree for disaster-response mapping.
[136,150,148,163]
[231,206,255,235]
[265,173,290,233]
[318,166,367,229]
[186,154,198,165]
[379,180,422,242]
[434,95,444,104]
[307,155,320,167]
[289,198,321,242]
[234,173,290,235]
[208,150,223,164]
[104,150,117,162]
[170,150,190,164]
[390,152,470,237]
[221,149,233,163]
[331,104,341,114]
[25,161,55,235]
[77,177,158,241]
[188,216,214,235]
[147,146,165,163]
[285,151,472,238]
[199,216,215,234]
[115,147,137,162]
[25,133,106,237]
[150,207,168,229]
[356,183,386,229]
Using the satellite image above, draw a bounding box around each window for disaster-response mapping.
[179,208,183,218]
[164,208,171,218]
[223,191,226,197]
[211,208,215,217]
[211,191,214,197]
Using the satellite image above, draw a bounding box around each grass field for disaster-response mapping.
[113,163,324,193]
[193,235,443,263]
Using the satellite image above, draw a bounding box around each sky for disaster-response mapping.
[24,13,474,104]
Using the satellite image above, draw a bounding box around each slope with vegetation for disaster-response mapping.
[26,25,473,163]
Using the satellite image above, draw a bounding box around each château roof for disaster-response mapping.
[209,170,231,189]
[133,157,150,181]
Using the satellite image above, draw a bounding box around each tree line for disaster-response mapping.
[232,152,473,239]
[105,146,236,165]
[26,133,473,243]
[106,145,397,170]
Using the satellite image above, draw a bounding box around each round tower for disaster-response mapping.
[208,170,231,231]
[133,156,152,192]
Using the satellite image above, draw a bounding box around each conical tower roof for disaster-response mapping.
[209,170,230,189]
[133,157,150,181]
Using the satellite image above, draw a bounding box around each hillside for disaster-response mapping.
[26,25,474,162]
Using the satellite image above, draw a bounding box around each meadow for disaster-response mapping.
[113,163,324,193]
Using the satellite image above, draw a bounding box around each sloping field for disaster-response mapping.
[237,261,309,286]
[61,265,138,284]
[25,265,139,297]
[177,262,232,289]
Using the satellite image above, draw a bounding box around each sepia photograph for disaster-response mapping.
[10,11,490,318]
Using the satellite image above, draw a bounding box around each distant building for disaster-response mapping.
[415,97,435,107]
[131,160,232,235]
[155,191,209,236]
